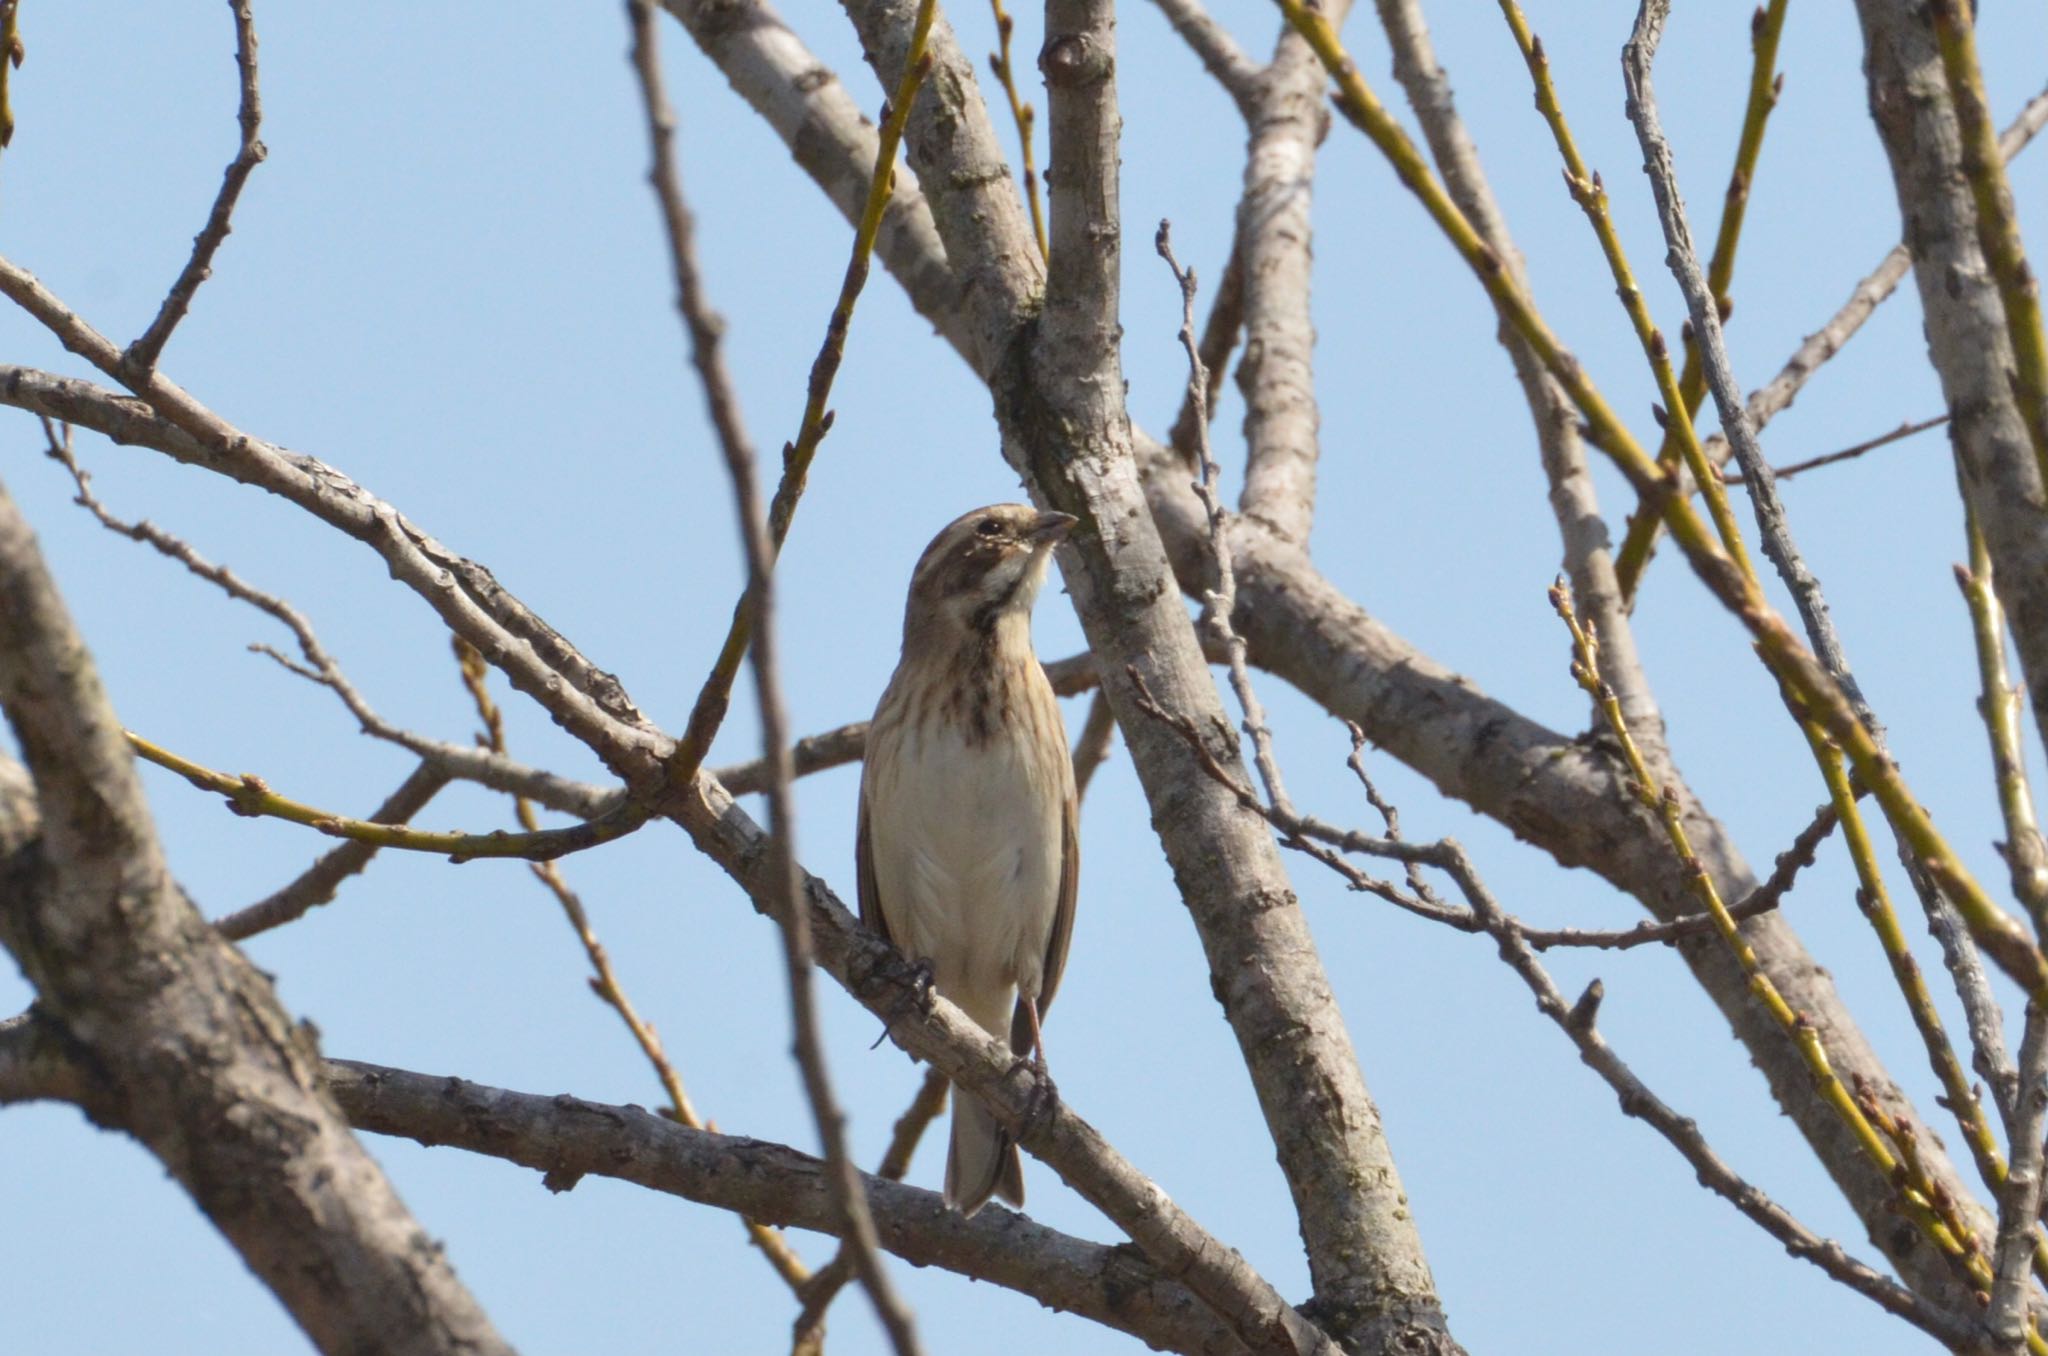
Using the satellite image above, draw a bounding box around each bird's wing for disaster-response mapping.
[1015,787,1079,1053]
[855,786,895,950]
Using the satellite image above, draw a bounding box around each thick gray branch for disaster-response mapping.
[1233,21,1334,545]
[324,1059,1253,1356]
[1852,0,2048,771]
[0,485,511,1356]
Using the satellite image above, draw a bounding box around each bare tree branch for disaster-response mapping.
[122,0,265,374]
[1233,17,1334,546]
[629,0,908,1333]
[322,1058,1255,1356]
[1990,1005,2048,1350]
[1147,0,1261,115]
[215,760,451,939]
[0,482,512,1356]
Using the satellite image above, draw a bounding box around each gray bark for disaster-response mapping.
[0,479,513,1356]
[1853,0,2048,769]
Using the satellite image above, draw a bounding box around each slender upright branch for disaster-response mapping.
[1622,0,1867,722]
[627,3,913,1344]
[791,1070,951,1354]
[0,0,20,152]
[986,0,1048,258]
[1554,578,2006,1311]
[1617,81,2048,596]
[660,0,940,794]
[1233,18,1337,546]
[1959,521,2048,926]
[1271,0,2048,1010]
[124,0,265,374]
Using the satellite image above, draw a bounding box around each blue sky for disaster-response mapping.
[2,1,2046,1353]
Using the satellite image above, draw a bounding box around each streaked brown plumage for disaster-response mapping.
[857,503,1079,1216]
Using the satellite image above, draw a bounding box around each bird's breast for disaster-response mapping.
[863,662,1071,1006]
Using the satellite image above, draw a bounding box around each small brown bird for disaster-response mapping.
[858,503,1080,1216]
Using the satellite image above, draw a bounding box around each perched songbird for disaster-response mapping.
[858,503,1080,1216]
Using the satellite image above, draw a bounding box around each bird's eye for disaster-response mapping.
[975,518,1002,538]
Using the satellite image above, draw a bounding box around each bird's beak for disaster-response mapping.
[1028,511,1078,546]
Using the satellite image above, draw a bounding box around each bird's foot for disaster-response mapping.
[1015,1057,1059,1137]
[872,958,940,1050]
[908,957,938,1015]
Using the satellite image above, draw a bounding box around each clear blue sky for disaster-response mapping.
[3,2,2046,1352]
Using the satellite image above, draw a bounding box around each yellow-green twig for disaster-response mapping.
[452,640,812,1291]
[987,0,1048,261]
[1497,0,1754,581]
[1276,0,2048,1009]
[1929,0,2048,495]
[1959,514,2048,927]
[664,0,941,792]
[126,729,646,862]
[1615,0,1789,599]
[0,0,21,151]
[1551,583,1999,1296]
[1799,713,2023,1230]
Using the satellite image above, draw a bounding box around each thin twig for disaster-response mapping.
[0,0,21,152]
[1158,220,1292,816]
[1166,220,1245,468]
[1131,669,1836,952]
[985,0,1047,259]
[660,0,941,796]
[790,1069,949,1354]
[1615,0,1788,577]
[1497,0,1754,585]
[124,0,266,374]
[627,4,917,1348]
[1723,415,1948,485]
[1433,841,1983,1350]
[215,761,450,940]
[40,418,625,830]
[449,638,812,1290]
[126,728,643,862]
[1616,81,2048,598]
[1958,519,2048,928]
[1624,0,1869,725]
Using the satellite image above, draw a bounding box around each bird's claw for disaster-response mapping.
[1015,1059,1059,1137]
[908,957,937,1015]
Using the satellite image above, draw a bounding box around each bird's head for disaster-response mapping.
[903,503,1076,642]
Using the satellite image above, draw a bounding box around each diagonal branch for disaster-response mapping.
[123,0,265,374]
[321,1058,1255,1356]
[0,481,511,1356]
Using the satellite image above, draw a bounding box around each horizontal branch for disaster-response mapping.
[125,730,649,863]
[325,1058,1252,1356]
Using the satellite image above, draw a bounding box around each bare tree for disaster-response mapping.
[2,0,2048,1353]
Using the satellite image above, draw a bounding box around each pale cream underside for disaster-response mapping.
[864,664,1069,1040]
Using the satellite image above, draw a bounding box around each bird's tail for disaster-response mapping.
[944,985,1025,1216]
[945,1088,1023,1217]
